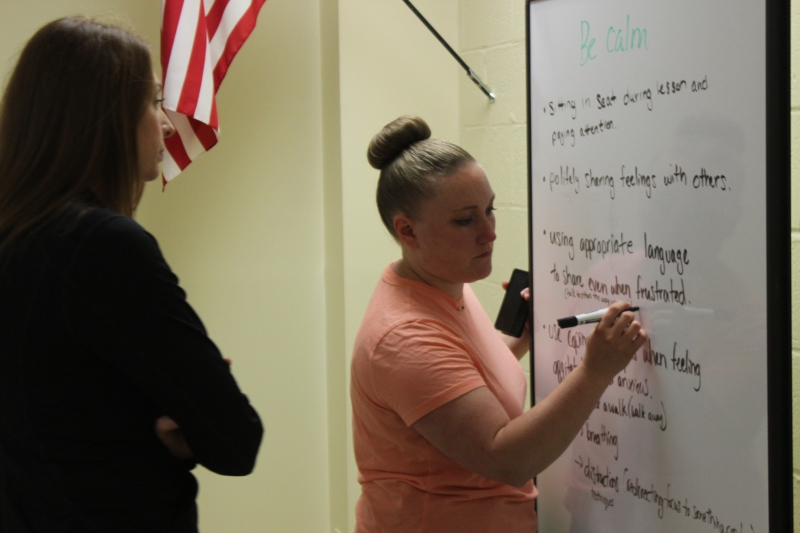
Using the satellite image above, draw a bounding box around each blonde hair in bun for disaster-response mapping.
[368,116,474,237]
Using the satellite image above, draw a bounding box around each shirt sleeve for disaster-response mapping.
[370,320,487,426]
[62,213,263,476]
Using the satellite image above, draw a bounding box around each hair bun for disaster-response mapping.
[367,116,431,170]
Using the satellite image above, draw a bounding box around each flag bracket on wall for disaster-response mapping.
[400,0,496,102]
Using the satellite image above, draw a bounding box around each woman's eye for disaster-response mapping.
[486,206,496,215]
[455,218,473,226]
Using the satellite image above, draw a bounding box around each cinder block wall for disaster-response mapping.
[458,0,531,397]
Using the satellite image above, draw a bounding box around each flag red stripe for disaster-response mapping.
[212,0,266,91]
[160,0,185,76]
[210,98,219,131]
[206,0,232,40]
[175,1,209,118]
[189,118,218,151]
[165,133,192,171]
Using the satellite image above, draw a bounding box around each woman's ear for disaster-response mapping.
[393,214,419,249]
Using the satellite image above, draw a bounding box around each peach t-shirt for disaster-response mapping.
[350,266,538,533]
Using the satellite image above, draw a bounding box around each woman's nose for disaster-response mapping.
[478,217,497,244]
[161,110,176,139]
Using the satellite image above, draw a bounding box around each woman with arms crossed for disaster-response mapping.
[0,17,262,532]
[350,116,646,533]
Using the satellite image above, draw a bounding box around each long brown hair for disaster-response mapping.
[0,17,153,255]
[367,116,475,238]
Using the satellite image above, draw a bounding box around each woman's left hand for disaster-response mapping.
[499,282,531,360]
[155,416,194,460]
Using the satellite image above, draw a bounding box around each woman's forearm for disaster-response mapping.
[488,364,610,486]
[413,302,645,488]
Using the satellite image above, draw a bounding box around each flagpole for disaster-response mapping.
[400,0,496,102]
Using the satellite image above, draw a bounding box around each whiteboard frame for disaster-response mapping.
[525,1,792,531]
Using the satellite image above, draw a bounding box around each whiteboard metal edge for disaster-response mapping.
[764,0,793,531]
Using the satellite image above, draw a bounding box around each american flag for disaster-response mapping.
[160,0,267,182]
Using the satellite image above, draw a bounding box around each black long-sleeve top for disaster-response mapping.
[0,205,263,532]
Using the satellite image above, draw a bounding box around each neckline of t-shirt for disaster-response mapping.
[382,264,467,311]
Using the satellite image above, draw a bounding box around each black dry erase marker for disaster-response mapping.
[557,306,640,329]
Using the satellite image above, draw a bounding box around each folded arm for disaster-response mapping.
[66,214,263,475]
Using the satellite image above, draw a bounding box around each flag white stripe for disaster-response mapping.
[163,0,201,109]
[209,0,251,68]
[166,110,208,159]
[193,46,216,123]
[162,152,181,181]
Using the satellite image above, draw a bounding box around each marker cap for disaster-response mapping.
[557,316,578,328]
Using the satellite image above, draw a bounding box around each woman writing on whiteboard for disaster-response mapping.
[350,116,647,532]
[0,18,262,531]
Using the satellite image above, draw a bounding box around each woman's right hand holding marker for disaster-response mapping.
[583,301,647,382]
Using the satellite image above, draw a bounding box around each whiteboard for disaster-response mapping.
[527,1,790,532]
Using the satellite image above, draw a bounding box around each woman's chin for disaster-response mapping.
[468,262,492,283]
